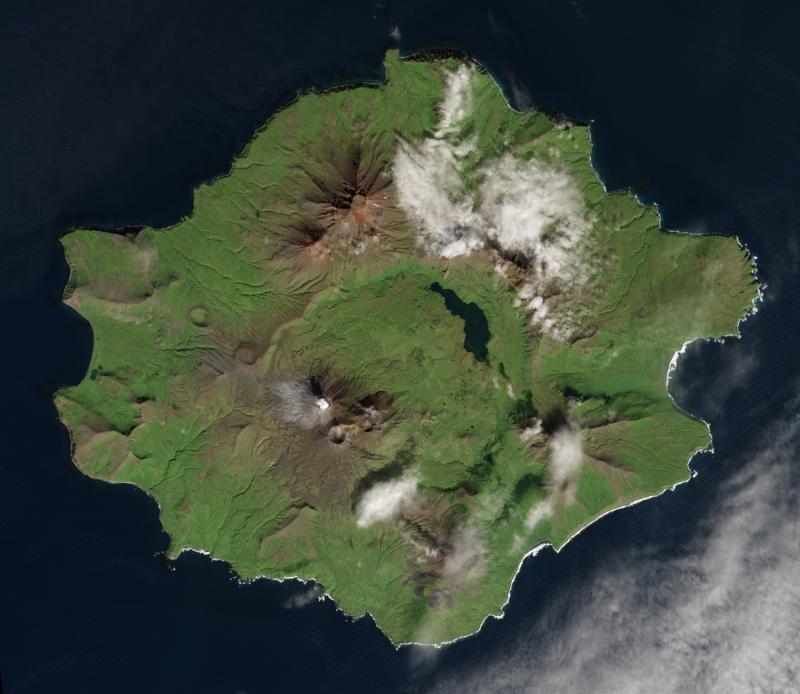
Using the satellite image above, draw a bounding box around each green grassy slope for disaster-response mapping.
[56,51,758,644]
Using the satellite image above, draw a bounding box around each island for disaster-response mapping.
[55,51,758,645]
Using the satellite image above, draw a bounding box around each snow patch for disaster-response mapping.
[274,378,332,429]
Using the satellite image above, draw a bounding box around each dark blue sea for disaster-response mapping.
[2,1,799,691]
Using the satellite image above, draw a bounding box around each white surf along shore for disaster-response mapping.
[120,54,766,650]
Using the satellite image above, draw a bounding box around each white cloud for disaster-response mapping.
[524,498,553,531]
[438,64,473,133]
[393,137,483,258]
[393,66,591,339]
[548,425,583,487]
[391,65,480,260]
[356,471,419,528]
[442,524,488,584]
[479,153,588,269]
[522,426,581,532]
[282,584,322,609]
[519,420,542,442]
[425,393,800,694]
[393,137,588,272]
[273,378,333,429]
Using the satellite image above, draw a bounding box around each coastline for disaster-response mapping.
[53,48,766,651]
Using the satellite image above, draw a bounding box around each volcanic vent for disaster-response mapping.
[267,368,396,505]
[281,136,413,267]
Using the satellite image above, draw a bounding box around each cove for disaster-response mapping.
[430,281,491,361]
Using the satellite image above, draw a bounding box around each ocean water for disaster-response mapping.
[2,1,800,691]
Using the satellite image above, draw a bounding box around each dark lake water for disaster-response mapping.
[3,1,800,692]
[430,282,490,362]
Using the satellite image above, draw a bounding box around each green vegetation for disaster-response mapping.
[56,51,758,644]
